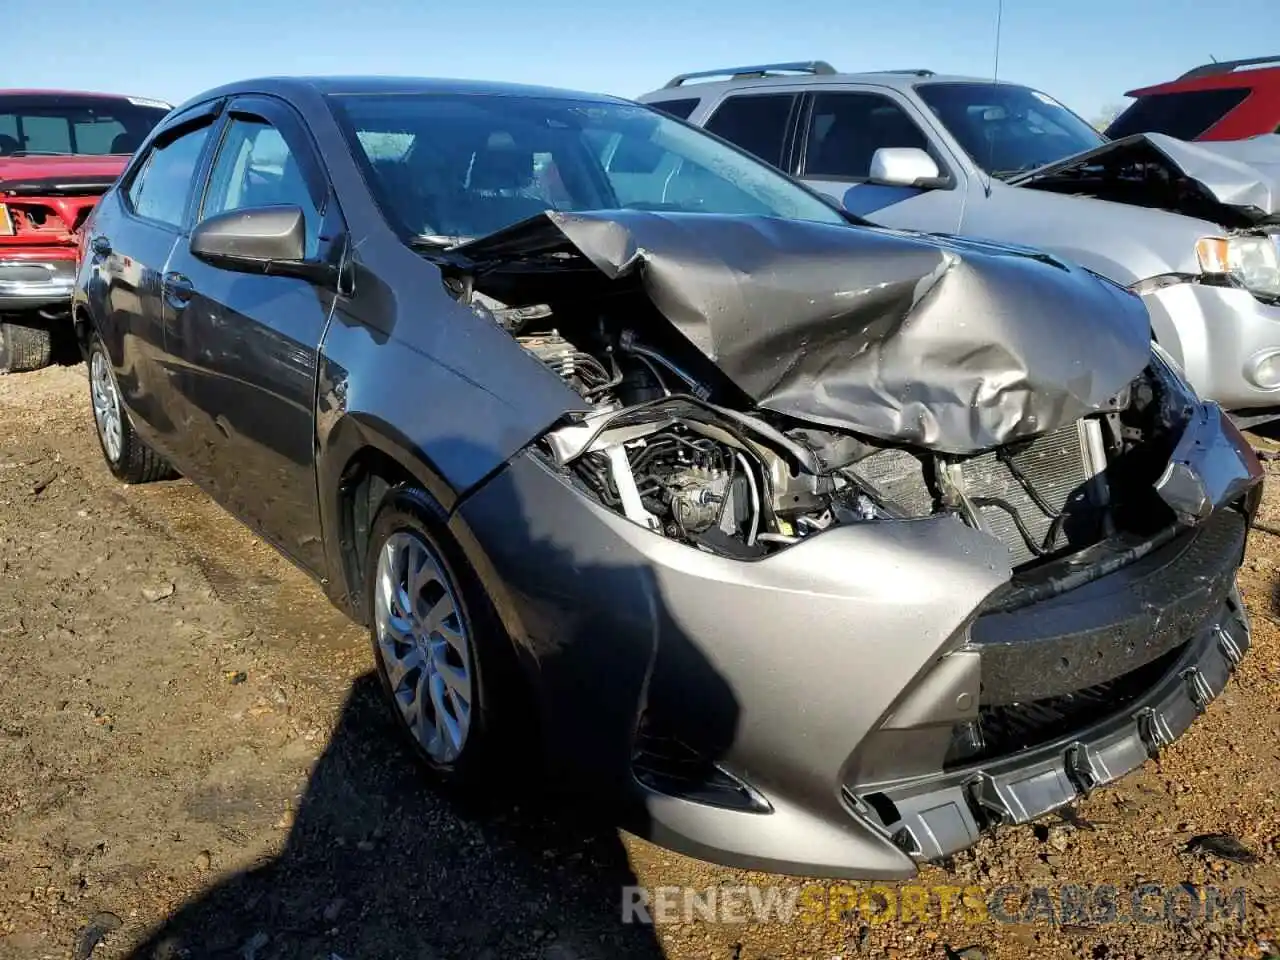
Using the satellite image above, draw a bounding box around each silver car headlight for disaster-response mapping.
[1196,234,1280,300]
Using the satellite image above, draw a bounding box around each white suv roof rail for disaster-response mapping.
[662,61,837,89]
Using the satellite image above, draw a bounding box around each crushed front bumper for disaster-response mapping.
[0,258,76,312]
[454,389,1262,879]
[846,517,1250,864]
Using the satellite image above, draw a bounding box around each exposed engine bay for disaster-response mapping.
[439,210,1199,571]
[1008,132,1280,228]
[458,288,1190,570]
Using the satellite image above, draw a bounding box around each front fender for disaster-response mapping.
[313,305,584,614]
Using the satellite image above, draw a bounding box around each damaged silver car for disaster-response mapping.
[640,65,1280,424]
[74,77,1263,879]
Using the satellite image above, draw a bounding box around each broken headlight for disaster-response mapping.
[1151,342,1200,404]
[1196,234,1280,301]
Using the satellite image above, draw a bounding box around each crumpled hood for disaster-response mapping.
[456,211,1152,454]
[0,154,127,195]
[1008,133,1280,223]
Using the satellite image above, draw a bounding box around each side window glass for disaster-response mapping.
[703,94,796,168]
[126,154,152,210]
[803,92,931,180]
[127,123,212,226]
[650,98,700,121]
[202,117,322,258]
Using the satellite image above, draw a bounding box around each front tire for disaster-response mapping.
[365,485,516,786]
[0,320,53,374]
[87,336,175,484]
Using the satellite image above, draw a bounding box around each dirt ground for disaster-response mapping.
[0,363,1277,960]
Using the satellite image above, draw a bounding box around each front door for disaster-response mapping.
[161,97,342,573]
[794,89,967,233]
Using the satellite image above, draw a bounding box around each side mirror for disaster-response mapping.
[190,205,334,284]
[867,147,946,188]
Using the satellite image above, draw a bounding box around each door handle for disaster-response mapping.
[163,272,194,309]
[91,236,112,256]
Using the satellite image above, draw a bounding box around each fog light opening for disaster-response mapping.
[1245,350,1280,390]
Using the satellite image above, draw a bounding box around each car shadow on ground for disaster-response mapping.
[126,673,667,960]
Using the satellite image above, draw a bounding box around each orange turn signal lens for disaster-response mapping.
[1195,236,1231,275]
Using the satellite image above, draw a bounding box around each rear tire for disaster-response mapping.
[365,485,525,789]
[0,320,53,374]
[87,336,176,484]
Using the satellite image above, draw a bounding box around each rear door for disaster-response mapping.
[700,91,801,172]
[160,96,342,573]
[794,88,965,231]
[90,105,220,456]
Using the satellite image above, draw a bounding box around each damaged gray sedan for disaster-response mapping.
[73,77,1263,879]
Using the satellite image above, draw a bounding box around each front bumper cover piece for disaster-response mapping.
[455,379,1261,878]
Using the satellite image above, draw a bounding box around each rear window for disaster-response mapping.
[649,98,700,121]
[1105,88,1250,140]
[0,94,170,157]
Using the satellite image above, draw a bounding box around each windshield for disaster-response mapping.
[0,94,170,157]
[328,92,846,243]
[916,82,1106,179]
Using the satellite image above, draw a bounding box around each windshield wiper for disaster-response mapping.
[991,160,1050,181]
[409,234,474,250]
[6,150,76,157]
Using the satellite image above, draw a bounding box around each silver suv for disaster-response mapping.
[638,62,1280,425]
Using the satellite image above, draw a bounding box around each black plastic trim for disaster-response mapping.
[968,509,1245,704]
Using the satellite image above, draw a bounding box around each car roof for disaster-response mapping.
[174,75,629,110]
[640,69,1006,99]
[0,88,169,104]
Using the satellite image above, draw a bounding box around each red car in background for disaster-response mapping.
[1,90,170,374]
[1106,55,1280,142]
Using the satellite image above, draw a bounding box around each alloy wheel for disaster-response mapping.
[374,530,474,763]
[90,350,123,464]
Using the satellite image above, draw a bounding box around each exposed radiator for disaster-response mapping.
[847,420,1109,567]
[954,420,1107,566]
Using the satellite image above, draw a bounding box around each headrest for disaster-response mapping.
[469,132,534,191]
[111,132,140,154]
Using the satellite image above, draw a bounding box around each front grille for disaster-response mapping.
[956,421,1102,566]
[944,639,1190,768]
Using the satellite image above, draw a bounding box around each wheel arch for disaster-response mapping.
[321,417,540,748]
[319,412,455,622]
[72,303,94,360]
[318,410,527,632]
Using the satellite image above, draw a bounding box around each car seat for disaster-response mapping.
[456,132,550,237]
